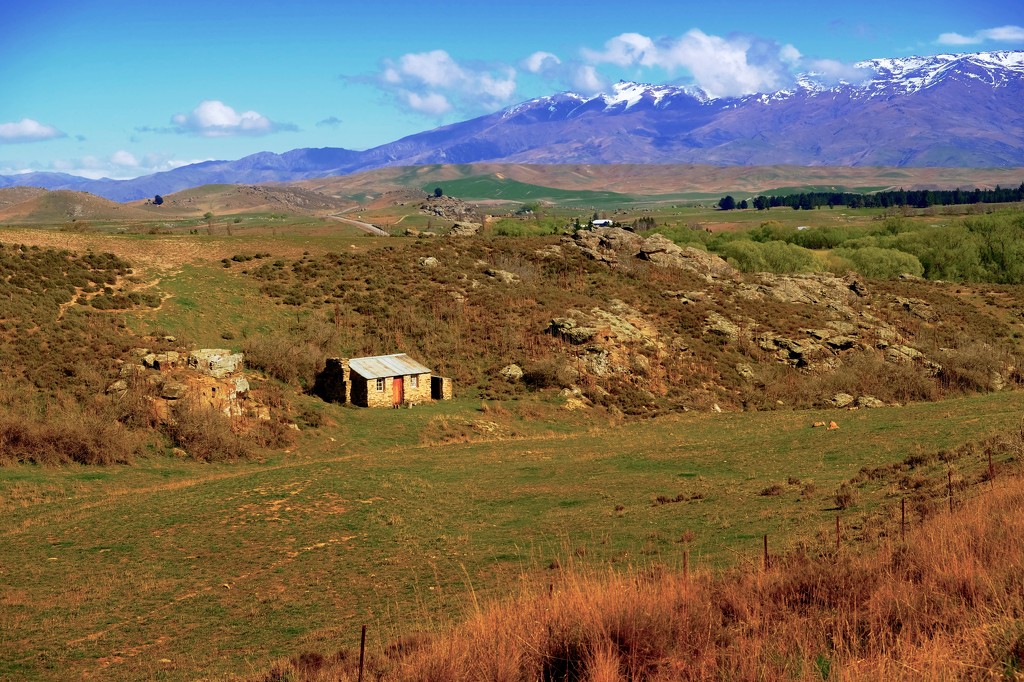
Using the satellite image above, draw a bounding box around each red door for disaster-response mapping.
[392,376,404,406]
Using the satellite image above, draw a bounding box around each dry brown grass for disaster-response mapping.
[259,427,1024,681]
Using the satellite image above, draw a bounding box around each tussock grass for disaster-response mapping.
[261,426,1024,681]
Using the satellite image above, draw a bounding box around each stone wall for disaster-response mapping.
[363,376,393,408]
[355,372,434,407]
[404,373,432,404]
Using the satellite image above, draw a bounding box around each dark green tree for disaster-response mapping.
[433,187,443,198]
[718,195,736,211]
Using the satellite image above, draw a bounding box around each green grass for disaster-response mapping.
[123,263,298,347]
[425,176,643,206]
[2,390,1022,680]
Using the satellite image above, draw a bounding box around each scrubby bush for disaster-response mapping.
[715,239,817,273]
[831,246,924,279]
[165,399,254,462]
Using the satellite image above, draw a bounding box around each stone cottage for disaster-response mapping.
[314,353,453,408]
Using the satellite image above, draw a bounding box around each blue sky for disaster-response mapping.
[1,0,1021,179]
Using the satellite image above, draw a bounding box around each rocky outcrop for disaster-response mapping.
[448,222,481,237]
[188,349,243,379]
[420,194,477,221]
[568,227,735,279]
[485,268,519,284]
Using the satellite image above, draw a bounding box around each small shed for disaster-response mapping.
[314,353,452,408]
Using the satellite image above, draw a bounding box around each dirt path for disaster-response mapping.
[325,214,389,236]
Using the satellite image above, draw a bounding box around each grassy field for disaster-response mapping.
[2,390,1022,680]
[1,193,1023,678]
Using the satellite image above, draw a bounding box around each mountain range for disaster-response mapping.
[3,50,1022,202]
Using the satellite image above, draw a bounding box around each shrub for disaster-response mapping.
[835,482,857,510]
[831,246,924,279]
[165,400,254,462]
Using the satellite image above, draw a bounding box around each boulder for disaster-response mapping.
[153,351,180,370]
[895,296,935,321]
[826,335,859,351]
[500,364,524,381]
[856,395,885,408]
[830,392,855,408]
[485,268,519,284]
[448,222,481,237]
[105,379,128,395]
[703,312,740,341]
[160,381,188,400]
[637,236,735,279]
[188,349,243,378]
[419,256,440,268]
[549,318,597,344]
[886,345,925,363]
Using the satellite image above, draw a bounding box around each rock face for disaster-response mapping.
[188,349,243,379]
[112,346,269,425]
[568,227,735,279]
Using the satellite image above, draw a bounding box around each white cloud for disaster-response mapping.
[780,44,802,65]
[43,152,205,180]
[523,51,561,74]
[937,32,979,46]
[573,65,607,94]
[110,150,139,167]
[378,49,518,116]
[0,118,65,143]
[583,33,657,67]
[404,92,452,116]
[806,59,873,85]
[581,29,798,97]
[937,25,1024,45]
[170,100,292,137]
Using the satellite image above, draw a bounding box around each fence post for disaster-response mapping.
[836,515,841,553]
[901,497,906,543]
[683,549,689,580]
[763,534,769,571]
[358,624,366,682]
[948,470,954,514]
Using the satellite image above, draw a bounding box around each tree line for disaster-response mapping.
[717,183,1024,211]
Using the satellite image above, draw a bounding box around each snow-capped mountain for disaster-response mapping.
[3,51,1022,201]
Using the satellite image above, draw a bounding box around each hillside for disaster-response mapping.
[132,183,355,216]
[297,163,1024,203]
[0,189,158,223]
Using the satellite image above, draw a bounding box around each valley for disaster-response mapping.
[0,172,1022,678]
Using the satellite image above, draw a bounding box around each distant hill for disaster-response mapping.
[2,50,1022,201]
[0,189,157,223]
[297,163,1024,203]
[128,183,354,216]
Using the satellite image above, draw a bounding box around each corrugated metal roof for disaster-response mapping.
[348,354,432,379]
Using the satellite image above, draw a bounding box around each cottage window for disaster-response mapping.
[410,375,418,389]
[376,378,385,391]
